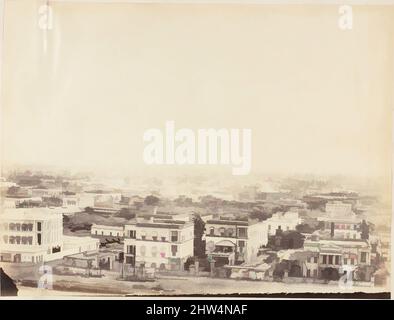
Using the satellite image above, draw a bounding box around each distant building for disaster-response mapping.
[123,217,194,271]
[262,210,301,244]
[31,188,62,198]
[204,218,266,265]
[2,197,43,209]
[318,201,362,240]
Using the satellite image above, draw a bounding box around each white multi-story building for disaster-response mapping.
[303,237,372,280]
[123,217,194,271]
[204,218,266,265]
[0,208,63,263]
[0,208,99,263]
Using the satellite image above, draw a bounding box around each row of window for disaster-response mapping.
[3,235,33,245]
[127,230,180,242]
[321,254,341,265]
[311,253,367,265]
[333,224,357,230]
[2,223,37,232]
[126,245,178,257]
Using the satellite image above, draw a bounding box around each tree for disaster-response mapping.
[296,223,315,234]
[192,213,206,258]
[249,209,272,221]
[118,208,136,220]
[360,220,369,240]
[144,195,160,206]
[85,207,95,214]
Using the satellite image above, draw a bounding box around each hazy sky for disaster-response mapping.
[1,2,393,179]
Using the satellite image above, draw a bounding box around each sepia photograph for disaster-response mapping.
[0,0,393,302]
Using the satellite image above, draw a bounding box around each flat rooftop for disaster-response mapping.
[205,219,250,226]
[0,208,63,221]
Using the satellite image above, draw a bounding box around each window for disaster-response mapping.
[171,245,178,257]
[350,258,355,265]
[37,233,42,245]
[151,246,158,257]
[328,255,333,265]
[37,222,42,231]
[314,257,318,263]
[152,231,158,241]
[127,245,135,255]
[171,231,178,242]
[9,223,15,231]
[210,227,214,236]
[322,255,327,264]
[95,230,98,235]
[126,256,135,265]
[129,230,136,238]
[101,231,104,235]
[238,228,247,238]
[238,240,245,253]
[361,252,367,263]
[335,255,340,265]
[52,246,61,253]
[110,232,112,236]
[344,258,348,265]
[307,269,311,277]
[141,231,146,240]
[313,270,317,278]
[219,228,225,236]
